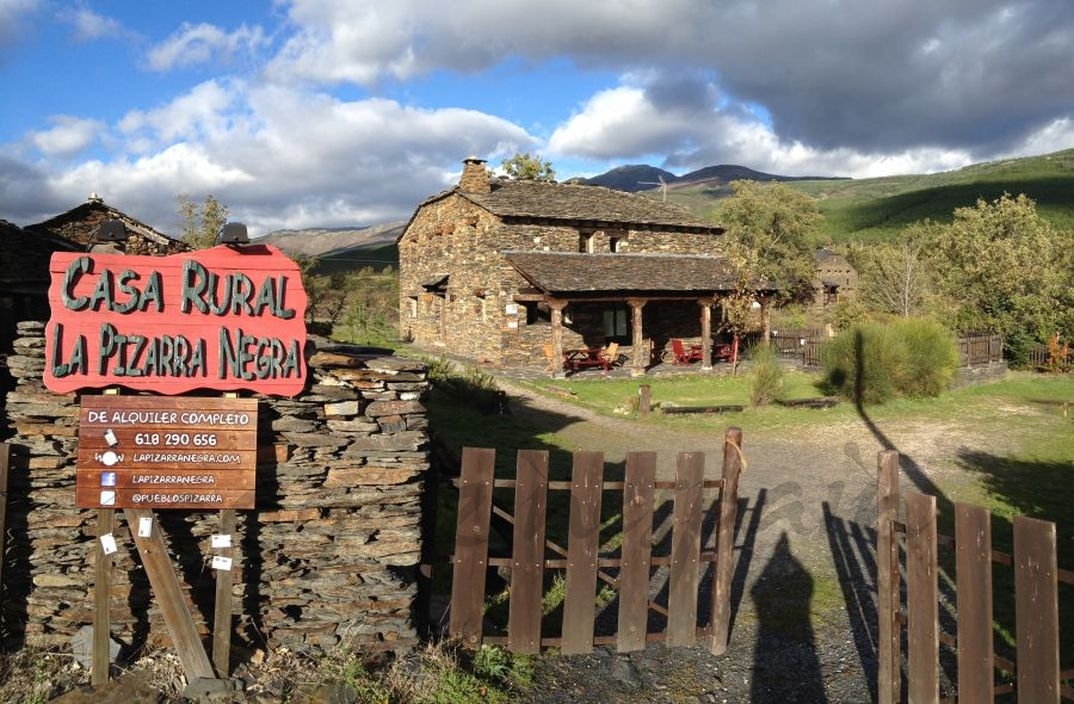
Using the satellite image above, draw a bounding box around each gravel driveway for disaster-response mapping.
[493,377,996,703]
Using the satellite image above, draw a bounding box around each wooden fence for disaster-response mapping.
[771,331,823,367]
[876,450,1074,702]
[957,334,1004,367]
[448,429,743,655]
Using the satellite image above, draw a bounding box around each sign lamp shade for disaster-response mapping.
[218,222,249,245]
[91,219,127,242]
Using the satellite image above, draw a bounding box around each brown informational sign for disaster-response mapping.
[77,395,258,510]
[45,244,308,397]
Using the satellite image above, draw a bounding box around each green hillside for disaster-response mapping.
[312,243,398,274]
[662,148,1074,242]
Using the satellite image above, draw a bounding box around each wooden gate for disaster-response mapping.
[447,428,743,655]
[876,450,1074,702]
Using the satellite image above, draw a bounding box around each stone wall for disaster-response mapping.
[1,320,429,657]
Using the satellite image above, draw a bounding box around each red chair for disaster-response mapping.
[671,338,703,364]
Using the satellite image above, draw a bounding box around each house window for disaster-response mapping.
[525,301,552,325]
[578,232,594,253]
[603,305,630,342]
[609,236,622,253]
[407,297,418,319]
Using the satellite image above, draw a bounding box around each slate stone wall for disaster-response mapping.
[1,320,429,657]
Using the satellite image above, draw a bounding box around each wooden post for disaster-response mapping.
[955,502,993,703]
[214,391,241,677]
[709,427,742,654]
[906,491,939,704]
[698,299,713,370]
[627,298,647,377]
[124,507,215,680]
[213,509,236,676]
[93,508,114,685]
[549,299,567,379]
[638,385,650,417]
[876,450,901,704]
[0,443,9,599]
[1014,516,1060,702]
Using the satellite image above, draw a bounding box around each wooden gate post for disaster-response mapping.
[709,427,742,655]
[876,449,901,704]
[0,443,9,604]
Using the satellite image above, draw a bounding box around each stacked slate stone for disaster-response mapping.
[2,322,430,657]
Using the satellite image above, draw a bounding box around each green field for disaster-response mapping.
[661,148,1074,243]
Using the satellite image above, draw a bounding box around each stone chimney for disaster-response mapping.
[458,156,491,193]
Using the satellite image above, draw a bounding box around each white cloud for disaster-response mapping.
[147,22,268,72]
[14,79,535,235]
[58,7,126,42]
[28,115,104,157]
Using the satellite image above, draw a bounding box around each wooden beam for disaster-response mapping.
[123,508,215,681]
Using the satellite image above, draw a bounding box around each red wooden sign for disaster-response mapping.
[44,244,307,396]
[76,396,258,510]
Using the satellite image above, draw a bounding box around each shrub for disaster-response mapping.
[749,343,785,406]
[822,318,958,404]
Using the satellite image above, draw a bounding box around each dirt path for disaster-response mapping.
[494,377,1004,702]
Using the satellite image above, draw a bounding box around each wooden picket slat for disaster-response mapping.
[876,450,901,704]
[905,491,938,704]
[1014,515,1060,702]
[667,452,704,647]
[561,451,604,655]
[449,447,496,646]
[709,428,742,655]
[955,502,993,704]
[507,450,548,654]
[617,452,656,652]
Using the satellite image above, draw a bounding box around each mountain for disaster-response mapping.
[258,221,405,259]
[582,163,844,193]
[583,165,679,192]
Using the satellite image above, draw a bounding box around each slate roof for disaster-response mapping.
[24,197,185,250]
[503,251,743,294]
[0,219,79,288]
[463,180,722,232]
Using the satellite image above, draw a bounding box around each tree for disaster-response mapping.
[922,193,1070,364]
[714,180,823,302]
[856,234,934,318]
[501,152,556,181]
[178,194,228,249]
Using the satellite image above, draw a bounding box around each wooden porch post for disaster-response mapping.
[698,299,714,370]
[759,295,772,343]
[627,298,648,377]
[549,298,567,379]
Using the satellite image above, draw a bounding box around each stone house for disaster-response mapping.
[398,158,773,375]
[812,248,858,308]
[24,194,189,256]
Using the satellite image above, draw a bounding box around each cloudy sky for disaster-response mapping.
[2,0,1073,236]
